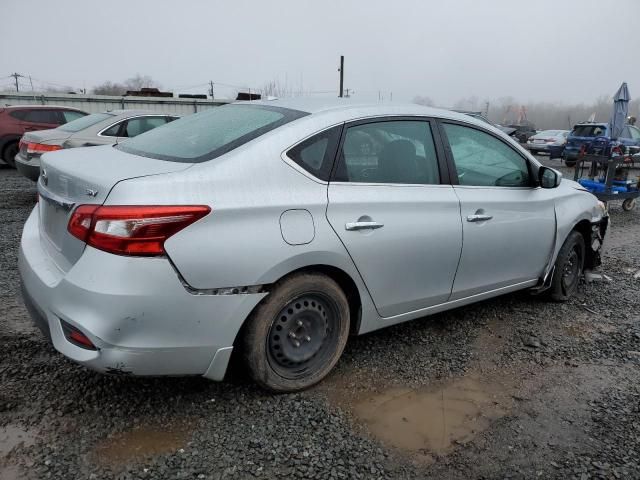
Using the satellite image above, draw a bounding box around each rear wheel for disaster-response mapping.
[2,141,18,168]
[549,231,585,301]
[242,272,350,392]
[564,158,576,168]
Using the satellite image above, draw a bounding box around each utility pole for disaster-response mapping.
[209,80,214,100]
[338,55,344,97]
[10,72,22,92]
[485,101,490,117]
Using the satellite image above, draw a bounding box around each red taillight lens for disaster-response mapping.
[27,142,62,154]
[68,205,211,256]
[60,320,96,350]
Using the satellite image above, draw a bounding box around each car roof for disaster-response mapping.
[241,97,481,124]
[100,109,175,116]
[2,104,85,111]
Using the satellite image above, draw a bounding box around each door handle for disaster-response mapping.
[345,221,384,231]
[466,214,493,222]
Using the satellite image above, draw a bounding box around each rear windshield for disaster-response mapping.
[571,125,608,137]
[115,104,308,162]
[59,112,114,132]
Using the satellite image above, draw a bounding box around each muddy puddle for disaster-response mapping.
[337,375,513,458]
[0,424,37,457]
[92,422,193,466]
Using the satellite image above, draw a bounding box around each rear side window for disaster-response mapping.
[572,125,608,137]
[122,116,167,137]
[24,110,59,124]
[116,104,308,163]
[333,120,440,185]
[9,110,28,120]
[286,126,341,181]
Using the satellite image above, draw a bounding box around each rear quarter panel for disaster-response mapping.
[104,118,380,331]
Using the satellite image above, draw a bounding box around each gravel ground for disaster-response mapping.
[1,157,639,480]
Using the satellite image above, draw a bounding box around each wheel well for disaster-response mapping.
[233,265,363,348]
[572,219,597,268]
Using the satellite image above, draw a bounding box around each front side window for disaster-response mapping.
[333,120,440,185]
[443,123,530,187]
[286,126,341,181]
[116,104,307,163]
[627,126,640,140]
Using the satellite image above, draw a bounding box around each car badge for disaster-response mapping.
[85,188,98,197]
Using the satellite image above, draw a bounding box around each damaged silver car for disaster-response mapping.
[19,99,608,392]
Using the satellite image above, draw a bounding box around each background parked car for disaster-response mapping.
[0,105,87,167]
[505,123,537,143]
[15,110,178,180]
[526,129,569,155]
[563,122,640,166]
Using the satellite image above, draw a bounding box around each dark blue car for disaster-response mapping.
[560,122,640,166]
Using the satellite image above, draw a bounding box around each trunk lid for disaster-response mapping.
[37,145,192,272]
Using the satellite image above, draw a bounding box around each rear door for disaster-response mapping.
[439,121,556,300]
[326,118,462,318]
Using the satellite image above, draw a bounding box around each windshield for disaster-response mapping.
[116,104,308,162]
[571,125,608,137]
[58,112,114,132]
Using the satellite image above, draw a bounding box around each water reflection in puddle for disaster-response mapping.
[350,375,509,456]
[93,423,192,466]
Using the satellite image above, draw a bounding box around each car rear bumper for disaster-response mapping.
[19,207,267,380]
[15,152,40,181]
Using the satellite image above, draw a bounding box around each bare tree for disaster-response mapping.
[124,74,159,91]
[413,95,435,107]
[93,81,127,95]
[93,75,160,95]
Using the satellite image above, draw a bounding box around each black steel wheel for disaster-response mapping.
[242,272,350,392]
[549,231,585,301]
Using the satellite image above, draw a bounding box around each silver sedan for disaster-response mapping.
[19,100,608,392]
[15,109,178,181]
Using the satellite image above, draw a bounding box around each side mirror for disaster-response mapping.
[539,166,562,188]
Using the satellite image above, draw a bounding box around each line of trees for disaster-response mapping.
[92,74,159,95]
[414,94,640,130]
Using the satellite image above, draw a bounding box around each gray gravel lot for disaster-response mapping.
[1,157,640,480]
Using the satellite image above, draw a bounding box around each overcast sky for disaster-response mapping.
[2,0,639,105]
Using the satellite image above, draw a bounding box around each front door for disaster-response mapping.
[440,122,556,300]
[327,118,462,318]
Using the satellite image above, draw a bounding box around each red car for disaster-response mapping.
[0,105,87,167]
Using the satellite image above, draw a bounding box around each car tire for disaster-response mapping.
[549,231,585,302]
[529,149,537,155]
[564,159,576,168]
[242,272,350,392]
[622,198,636,211]
[2,141,18,168]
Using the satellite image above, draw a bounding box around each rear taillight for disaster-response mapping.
[68,205,211,256]
[26,142,62,154]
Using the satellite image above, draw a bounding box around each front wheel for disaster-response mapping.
[549,231,585,301]
[242,272,350,392]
